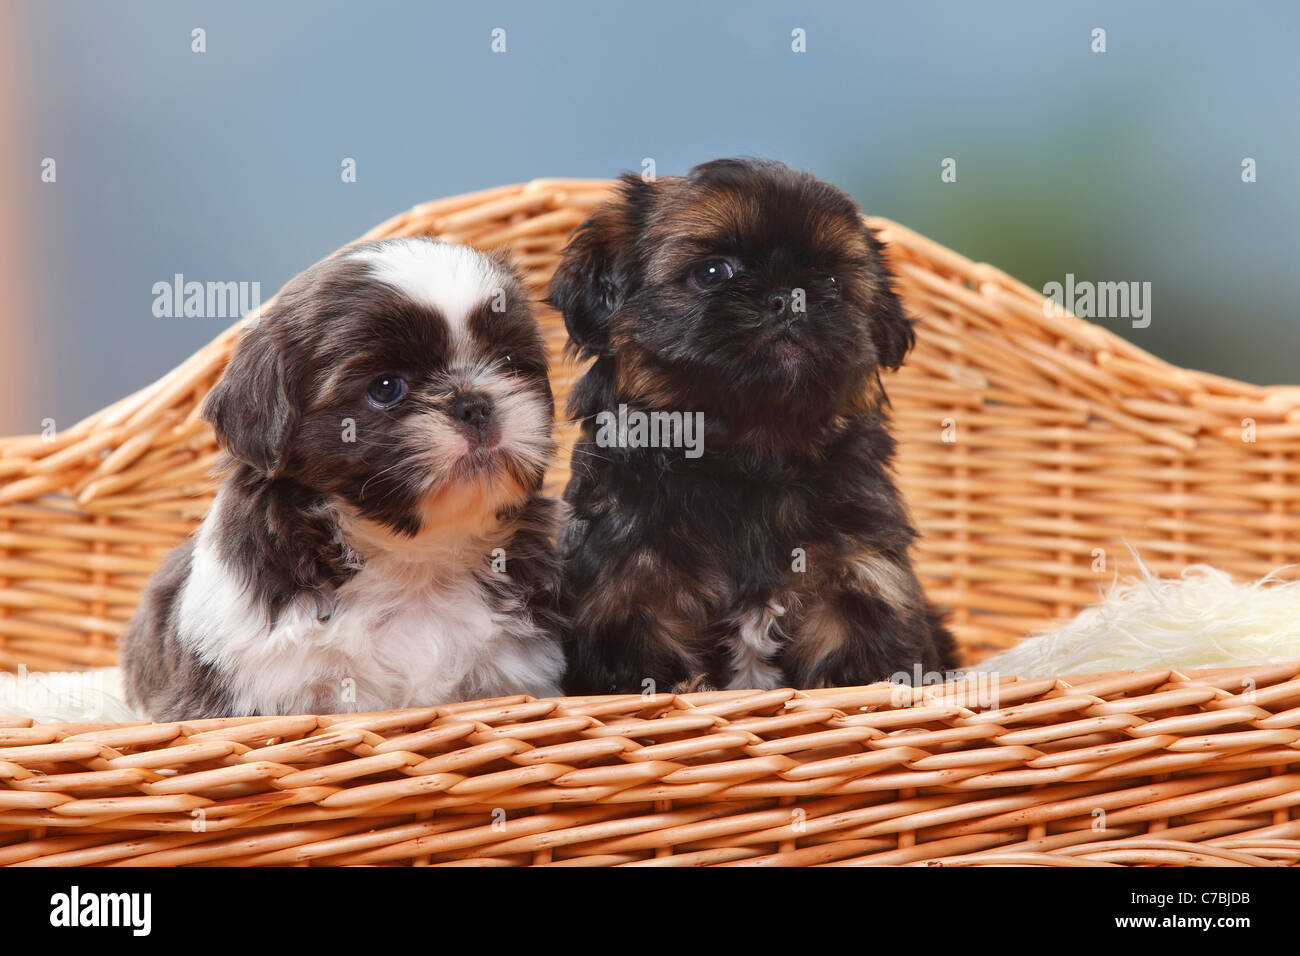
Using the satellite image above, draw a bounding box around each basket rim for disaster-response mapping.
[7,657,1300,731]
[3,658,1299,867]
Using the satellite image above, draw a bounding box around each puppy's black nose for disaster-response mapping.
[449,392,493,431]
[767,293,788,316]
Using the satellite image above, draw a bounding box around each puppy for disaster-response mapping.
[123,238,566,720]
[549,158,956,694]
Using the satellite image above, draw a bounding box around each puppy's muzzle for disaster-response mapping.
[765,289,810,330]
[448,389,497,447]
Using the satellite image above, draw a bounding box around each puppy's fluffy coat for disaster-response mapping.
[550,158,956,694]
[123,239,565,720]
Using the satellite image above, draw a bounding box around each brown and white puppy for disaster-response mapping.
[549,158,956,695]
[123,238,565,720]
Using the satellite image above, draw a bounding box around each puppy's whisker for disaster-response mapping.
[358,457,419,501]
[570,445,616,465]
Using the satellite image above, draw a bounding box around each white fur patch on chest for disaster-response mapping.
[725,602,787,691]
[177,494,562,715]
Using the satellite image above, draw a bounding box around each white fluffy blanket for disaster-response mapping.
[974,563,1300,678]
[0,666,139,723]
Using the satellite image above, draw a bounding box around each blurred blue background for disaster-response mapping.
[2,0,1297,434]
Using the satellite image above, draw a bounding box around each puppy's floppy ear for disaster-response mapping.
[863,227,916,371]
[547,174,652,359]
[202,319,297,477]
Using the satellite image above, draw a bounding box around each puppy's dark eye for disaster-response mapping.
[826,276,840,297]
[367,374,408,408]
[690,258,736,288]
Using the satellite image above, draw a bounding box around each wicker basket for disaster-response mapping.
[1,179,1298,866]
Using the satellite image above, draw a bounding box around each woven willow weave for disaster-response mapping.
[2,666,1298,866]
[1,179,1297,865]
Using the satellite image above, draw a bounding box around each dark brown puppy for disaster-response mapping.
[549,158,956,694]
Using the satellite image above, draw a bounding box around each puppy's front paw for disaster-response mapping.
[671,674,716,694]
